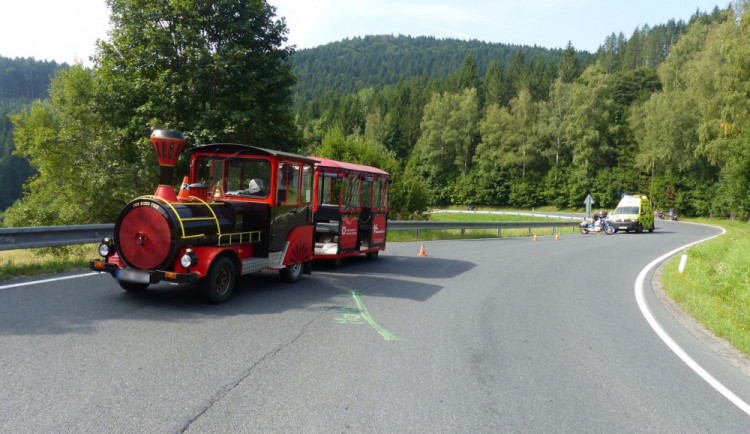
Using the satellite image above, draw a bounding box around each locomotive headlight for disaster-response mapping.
[180,248,198,269]
[98,237,114,257]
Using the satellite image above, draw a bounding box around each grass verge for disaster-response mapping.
[429,212,565,222]
[0,245,96,282]
[660,219,750,355]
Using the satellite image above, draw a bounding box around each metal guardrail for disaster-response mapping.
[0,224,115,251]
[388,220,580,238]
[0,219,580,251]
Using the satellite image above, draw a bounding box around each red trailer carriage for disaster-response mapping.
[312,158,390,263]
[90,130,390,303]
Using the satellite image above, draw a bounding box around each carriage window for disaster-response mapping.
[342,174,361,211]
[318,174,341,207]
[197,157,226,197]
[278,163,288,203]
[224,158,271,198]
[382,181,389,210]
[317,176,325,205]
[372,180,381,209]
[301,164,312,203]
[361,179,373,208]
[227,162,243,192]
[278,162,302,204]
[373,179,388,211]
[287,164,300,203]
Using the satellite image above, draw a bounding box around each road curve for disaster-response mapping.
[1,220,748,432]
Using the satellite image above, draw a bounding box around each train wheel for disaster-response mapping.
[366,251,379,260]
[119,281,148,292]
[280,262,303,282]
[202,256,235,303]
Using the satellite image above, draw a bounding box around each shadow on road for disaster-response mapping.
[315,253,476,279]
[0,254,474,336]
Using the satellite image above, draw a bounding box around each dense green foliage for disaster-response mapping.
[0,57,61,100]
[94,0,298,148]
[294,6,750,219]
[0,57,61,212]
[0,98,34,211]
[3,0,298,227]
[293,35,593,103]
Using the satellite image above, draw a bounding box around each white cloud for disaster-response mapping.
[1,0,726,62]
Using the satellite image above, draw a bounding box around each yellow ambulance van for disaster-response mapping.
[608,194,654,233]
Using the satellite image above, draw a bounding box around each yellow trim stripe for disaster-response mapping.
[135,195,224,240]
[188,196,222,237]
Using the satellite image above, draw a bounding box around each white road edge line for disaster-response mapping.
[0,272,99,290]
[635,223,750,416]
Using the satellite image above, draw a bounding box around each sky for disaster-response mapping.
[0,0,727,66]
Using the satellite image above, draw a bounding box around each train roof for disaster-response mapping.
[310,157,390,177]
[188,144,389,177]
[189,143,318,165]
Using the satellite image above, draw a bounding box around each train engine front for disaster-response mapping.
[91,129,315,303]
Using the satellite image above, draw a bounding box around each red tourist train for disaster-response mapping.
[90,130,390,303]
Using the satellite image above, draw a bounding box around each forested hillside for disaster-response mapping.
[0,57,62,211]
[292,35,594,102]
[293,7,740,219]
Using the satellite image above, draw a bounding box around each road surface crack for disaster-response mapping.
[178,311,324,433]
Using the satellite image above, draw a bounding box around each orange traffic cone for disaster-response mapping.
[177,176,190,201]
[555,233,560,241]
[533,234,538,241]
[418,243,427,257]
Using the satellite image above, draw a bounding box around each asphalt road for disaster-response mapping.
[1,220,748,432]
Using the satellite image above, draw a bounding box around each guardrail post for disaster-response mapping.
[460,229,465,236]
[497,228,501,237]
[416,229,420,239]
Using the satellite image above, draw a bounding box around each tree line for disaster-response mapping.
[0,57,62,211]
[0,1,743,227]
[293,5,746,219]
[292,34,593,103]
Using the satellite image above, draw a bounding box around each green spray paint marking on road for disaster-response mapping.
[333,291,400,341]
[352,291,401,341]
[332,307,365,325]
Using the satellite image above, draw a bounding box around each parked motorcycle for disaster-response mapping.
[668,209,678,221]
[655,210,664,220]
[579,217,615,235]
